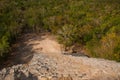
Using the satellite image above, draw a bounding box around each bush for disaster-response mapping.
[57,24,78,47]
[0,35,10,56]
[86,33,120,61]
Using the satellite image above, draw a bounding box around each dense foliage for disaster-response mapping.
[0,0,120,61]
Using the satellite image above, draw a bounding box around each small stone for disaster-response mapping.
[4,74,14,80]
[9,69,14,74]
[40,76,49,80]
[51,76,58,80]
[2,68,6,73]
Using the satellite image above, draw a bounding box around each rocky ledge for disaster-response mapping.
[0,53,120,80]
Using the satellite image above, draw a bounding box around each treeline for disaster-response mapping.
[0,0,120,61]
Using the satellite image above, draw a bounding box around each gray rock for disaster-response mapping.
[0,53,120,80]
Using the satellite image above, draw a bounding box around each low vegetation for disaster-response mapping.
[0,0,120,61]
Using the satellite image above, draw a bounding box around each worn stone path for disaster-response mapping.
[0,33,120,80]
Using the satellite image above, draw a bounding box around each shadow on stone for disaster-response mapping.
[14,70,38,80]
[63,52,90,58]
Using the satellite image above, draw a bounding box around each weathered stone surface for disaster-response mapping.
[0,33,120,80]
[0,53,120,80]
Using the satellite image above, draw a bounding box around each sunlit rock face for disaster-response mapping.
[0,34,120,80]
[0,53,120,80]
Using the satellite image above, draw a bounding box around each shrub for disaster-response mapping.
[57,24,79,47]
[86,33,120,61]
[0,35,10,56]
